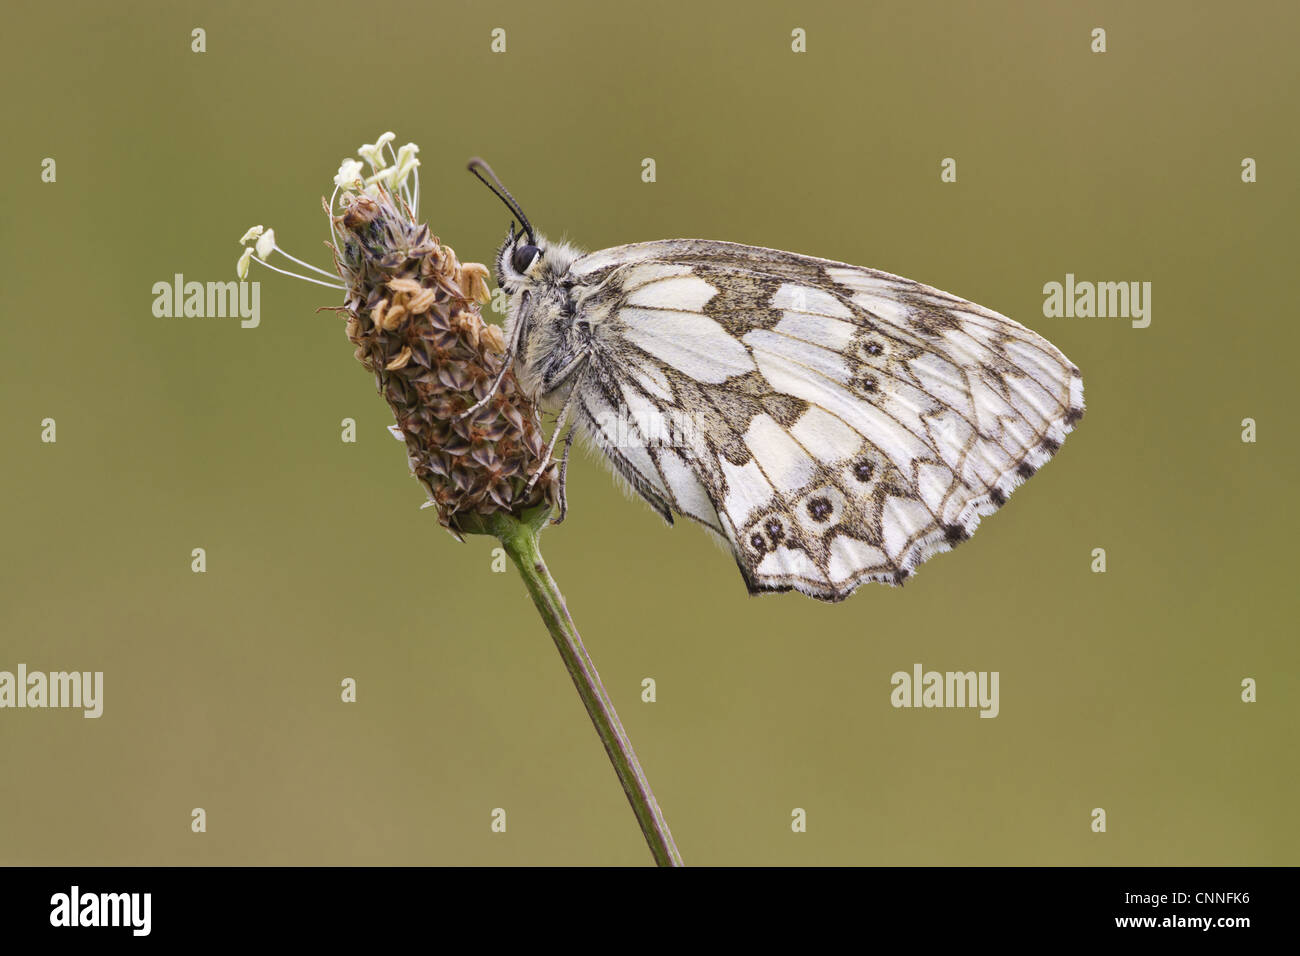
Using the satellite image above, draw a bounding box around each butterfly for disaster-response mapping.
[464,160,1084,602]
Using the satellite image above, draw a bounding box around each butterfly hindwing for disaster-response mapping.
[565,240,1084,601]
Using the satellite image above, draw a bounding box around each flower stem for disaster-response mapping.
[487,510,684,867]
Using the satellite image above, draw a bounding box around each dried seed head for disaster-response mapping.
[237,134,560,535]
[325,144,558,536]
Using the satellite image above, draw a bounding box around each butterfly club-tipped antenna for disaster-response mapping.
[454,159,537,423]
[467,157,535,244]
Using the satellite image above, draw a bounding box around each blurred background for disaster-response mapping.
[0,0,1295,865]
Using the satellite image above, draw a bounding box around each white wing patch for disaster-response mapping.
[773,312,856,351]
[563,240,1084,601]
[621,307,753,383]
[756,545,825,584]
[627,275,717,310]
[622,262,694,286]
[771,283,854,318]
[744,414,816,496]
[828,535,889,585]
[846,290,912,327]
[631,363,673,400]
[744,329,851,383]
[748,341,930,476]
[881,495,933,562]
[657,447,719,526]
[719,457,774,527]
[788,406,864,465]
[824,267,905,297]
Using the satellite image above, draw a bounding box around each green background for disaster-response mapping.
[1,0,1295,865]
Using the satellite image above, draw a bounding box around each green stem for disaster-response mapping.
[488,511,684,867]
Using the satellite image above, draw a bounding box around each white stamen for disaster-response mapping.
[255,228,276,260]
[395,157,420,200]
[327,182,343,249]
[238,133,427,294]
[395,143,419,167]
[365,166,398,189]
[334,159,364,190]
[269,244,338,279]
[359,132,396,172]
[387,140,417,211]
[250,256,345,290]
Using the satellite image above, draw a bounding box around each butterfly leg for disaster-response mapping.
[524,385,578,500]
[550,424,577,525]
[453,292,531,422]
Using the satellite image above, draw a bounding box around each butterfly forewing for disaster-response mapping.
[565,240,1083,602]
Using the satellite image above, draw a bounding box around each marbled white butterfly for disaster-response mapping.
[466,160,1084,602]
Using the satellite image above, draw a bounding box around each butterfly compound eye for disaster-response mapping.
[512,244,540,274]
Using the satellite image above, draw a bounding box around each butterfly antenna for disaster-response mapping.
[467,158,535,244]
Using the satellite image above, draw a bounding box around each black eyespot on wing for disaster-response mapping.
[853,460,874,482]
[765,518,785,543]
[942,523,969,545]
[806,497,832,521]
[750,532,767,554]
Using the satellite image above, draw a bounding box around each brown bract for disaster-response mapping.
[330,190,557,537]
